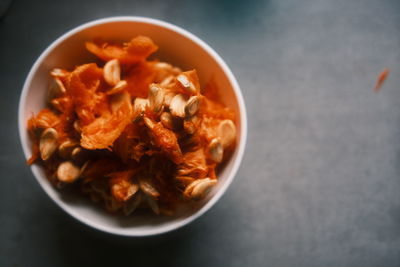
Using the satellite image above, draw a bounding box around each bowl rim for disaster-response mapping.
[18,16,247,236]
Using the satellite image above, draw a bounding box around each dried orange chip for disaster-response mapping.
[374,68,390,93]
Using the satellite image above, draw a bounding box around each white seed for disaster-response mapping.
[112,180,139,202]
[139,178,160,198]
[123,193,142,215]
[217,120,236,148]
[160,112,174,130]
[103,59,121,86]
[177,74,196,94]
[145,195,160,215]
[132,98,148,121]
[153,62,172,79]
[185,95,200,117]
[127,183,139,199]
[40,128,58,161]
[184,178,217,200]
[163,89,177,106]
[148,83,165,113]
[71,147,81,158]
[177,74,189,87]
[208,138,223,163]
[73,120,81,134]
[71,147,87,163]
[175,176,195,187]
[190,178,217,200]
[58,140,78,158]
[172,66,182,74]
[153,63,181,83]
[80,160,90,174]
[56,161,81,183]
[183,179,204,198]
[160,75,174,87]
[50,68,68,78]
[107,80,127,95]
[169,94,187,118]
[154,62,181,74]
[48,78,66,101]
[154,62,172,69]
[153,62,172,78]
[143,117,155,129]
[54,78,66,94]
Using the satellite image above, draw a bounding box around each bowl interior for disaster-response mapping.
[20,18,245,236]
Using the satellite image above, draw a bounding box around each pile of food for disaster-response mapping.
[27,36,236,216]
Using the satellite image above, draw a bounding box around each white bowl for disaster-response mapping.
[18,16,247,236]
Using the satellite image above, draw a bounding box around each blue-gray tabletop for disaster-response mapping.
[1,0,400,266]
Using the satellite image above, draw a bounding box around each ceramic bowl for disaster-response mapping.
[18,16,247,236]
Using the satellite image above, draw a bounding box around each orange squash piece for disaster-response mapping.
[86,36,158,65]
[113,123,142,163]
[81,92,133,150]
[66,63,105,126]
[27,109,60,130]
[144,118,183,164]
[125,61,156,98]
[177,149,208,179]
[200,98,235,121]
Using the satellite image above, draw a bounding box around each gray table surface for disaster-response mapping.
[1,0,400,266]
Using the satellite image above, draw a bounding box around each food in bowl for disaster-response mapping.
[26,36,237,216]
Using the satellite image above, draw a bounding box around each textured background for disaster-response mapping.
[1,0,400,266]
